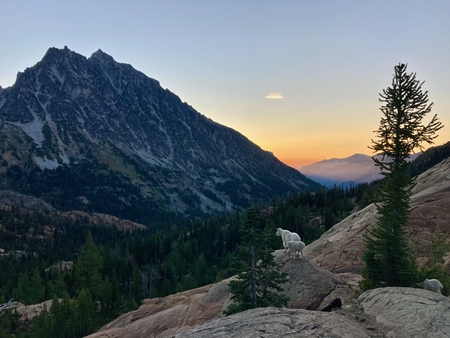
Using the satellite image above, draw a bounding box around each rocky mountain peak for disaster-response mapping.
[90,48,110,61]
[0,47,321,217]
[39,46,88,77]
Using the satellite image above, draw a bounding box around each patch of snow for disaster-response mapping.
[143,120,174,166]
[211,176,228,184]
[40,97,70,161]
[157,124,174,165]
[35,157,60,170]
[71,87,82,101]
[50,66,65,87]
[102,70,124,95]
[136,148,170,167]
[229,159,259,183]
[58,152,70,165]
[180,120,192,138]
[74,107,95,143]
[194,188,232,213]
[34,69,42,93]
[8,107,45,146]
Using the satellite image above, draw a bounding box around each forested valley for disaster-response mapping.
[0,182,371,337]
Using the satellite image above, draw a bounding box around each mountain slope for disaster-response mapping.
[0,47,321,221]
[409,141,450,177]
[299,154,381,187]
[299,153,421,187]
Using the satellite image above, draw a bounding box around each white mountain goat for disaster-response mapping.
[276,228,301,252]
[286,240,305,259]
[416,278,443,294]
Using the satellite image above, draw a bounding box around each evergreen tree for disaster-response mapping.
[74,231,103,299]
[160,279,173,298]
[131,258,143,303]
[50,268,67,298]
[29,268,45,304]
[224,206,289,316]
[361,63,443,290]
[29,304,51,338]
[76,288,96,336]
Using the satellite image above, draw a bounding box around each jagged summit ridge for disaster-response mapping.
[0,46,321,216]
[90,48,112,61]
[2,47,173,163]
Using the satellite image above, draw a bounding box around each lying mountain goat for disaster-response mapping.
[416,278,443,294]
[286,240,305,259]
[276,228,301,252]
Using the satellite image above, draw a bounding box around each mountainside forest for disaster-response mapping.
[0,182,368,337]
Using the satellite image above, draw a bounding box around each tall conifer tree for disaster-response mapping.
[74,231,104,298]
[224,206,288,315]
[361,63,443,290]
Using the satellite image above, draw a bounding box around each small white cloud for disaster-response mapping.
[265,92,284,99]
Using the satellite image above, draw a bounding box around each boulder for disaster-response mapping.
[85,279,234,338]
[358,287,450,338]
[175,307,373,338]
[273,250,355,310]
[304,203,376,274]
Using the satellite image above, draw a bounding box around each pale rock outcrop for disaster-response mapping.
[44,260,74,272]
[85,252,356,338]
[304,203,376,273]
[358,287,450,338]
[84,279,234,338]
[175,286,450,338]
[62,211,147,232]
[1,300,53,324]
[0,190,55,212]
[273,250,355,310]
[175,307,373,338]
[305,157,450,273]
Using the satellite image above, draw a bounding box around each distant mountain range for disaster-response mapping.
[299,153,422,187]
[0,46,321,222]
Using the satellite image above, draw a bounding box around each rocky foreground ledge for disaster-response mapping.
[84,254,450,338]
[176,307,372,338]
[175,287,450,338]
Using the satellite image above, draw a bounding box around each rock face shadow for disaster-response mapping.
[273,249,356,310]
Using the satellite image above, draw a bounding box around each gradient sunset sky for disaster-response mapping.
[1,1,449,168]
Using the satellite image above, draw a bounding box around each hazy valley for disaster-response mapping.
[300,152,424,187]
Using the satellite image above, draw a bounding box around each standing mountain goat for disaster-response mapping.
[416,278,443,294]
[286,240,305,259]
[276,228,301,252]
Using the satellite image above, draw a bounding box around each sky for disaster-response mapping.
[1,1,449,168]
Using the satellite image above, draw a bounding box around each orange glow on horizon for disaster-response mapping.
[279,156,321,169]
